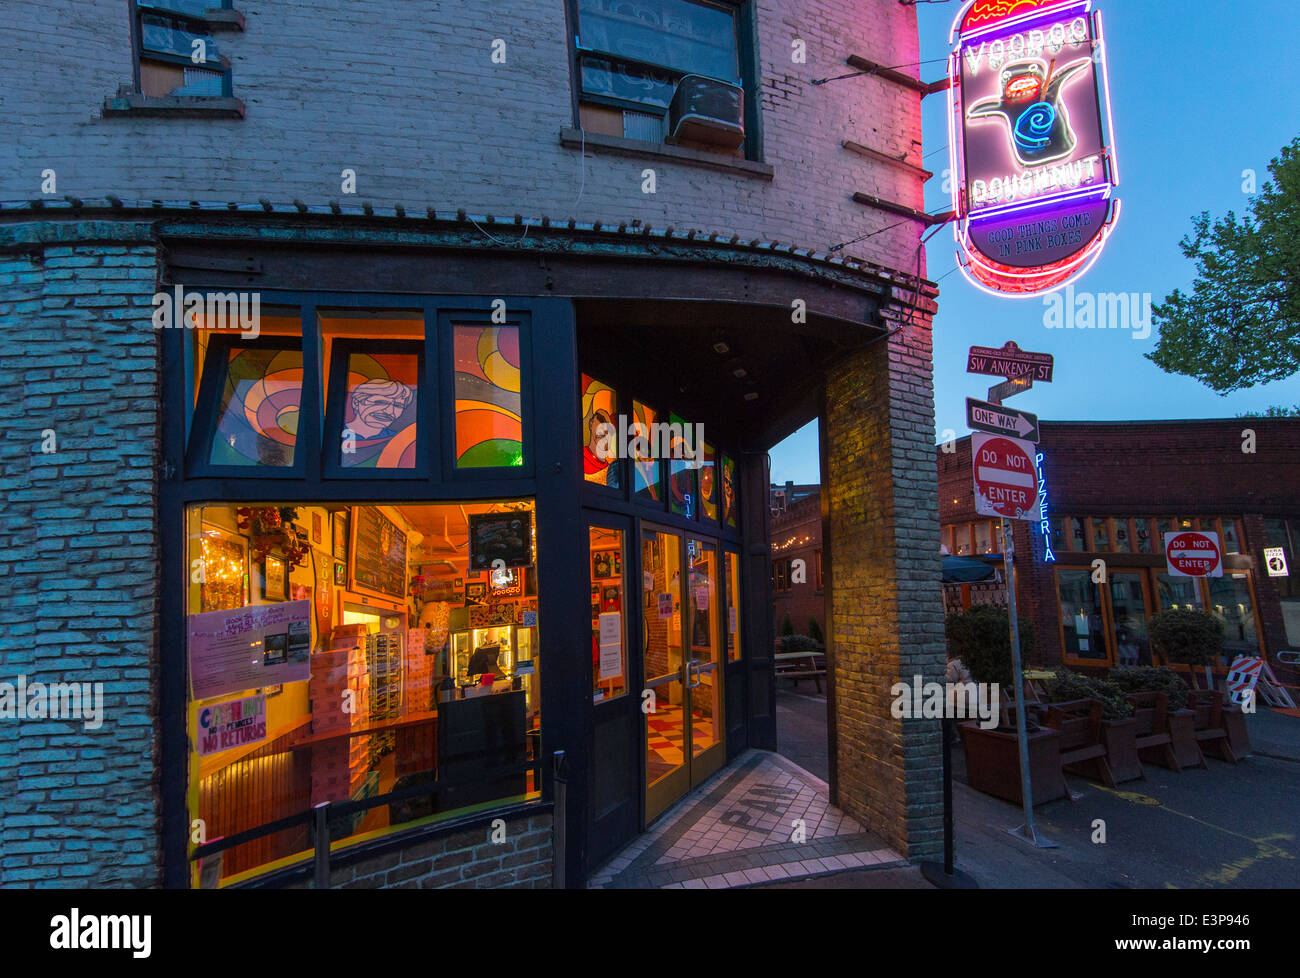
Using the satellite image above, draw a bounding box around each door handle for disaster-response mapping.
[687,660,701,688]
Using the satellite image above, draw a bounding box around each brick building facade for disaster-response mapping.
[938,420,1300,688]
[2,0,945,887]
[770,482,825,641]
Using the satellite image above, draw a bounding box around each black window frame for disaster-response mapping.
[439,309,536,483]
[322,336,430,480]
[567,0,760,159]
[188,332,307,479]
[132,0,234,98]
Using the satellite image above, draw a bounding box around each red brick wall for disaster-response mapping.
[771,492,825,641]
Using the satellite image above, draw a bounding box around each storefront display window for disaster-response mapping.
[669,412,698,519]
[722,455,738,529]
[974,522,991,555]
[1221,519,1241,554]
[1090,518,1111,553]
[1069,517,1086,551]
[1208,572,1259,663]
[581,374,620,488]
[454,324,524,468]
[208,346,303,467]
[699,442,718,522]
[1134,518,1154,554]
[1108,575,1152,667]
[1155,572,1202,612]
[1049,518,1065,553]
[952,524,970,556]
[590,526,627,700]
[632,399,661,503]
[184,499,541,888]
[726,552,742,662]
[340,351,419,468]
[1113,518,1132,553]
[1057,568,1106,660]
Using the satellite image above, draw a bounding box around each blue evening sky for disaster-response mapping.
[770,0,1300,485]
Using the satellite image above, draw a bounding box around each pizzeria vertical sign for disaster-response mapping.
[947,0,1120,296]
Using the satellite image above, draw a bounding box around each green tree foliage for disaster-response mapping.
[1147,136,1300,392]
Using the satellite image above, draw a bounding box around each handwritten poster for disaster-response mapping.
[196,693,267,756]
[188,600,311,701]
[657,593,673,620]
[598,612,623,680]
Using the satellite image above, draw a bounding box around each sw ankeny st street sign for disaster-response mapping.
[967,341,1054,382]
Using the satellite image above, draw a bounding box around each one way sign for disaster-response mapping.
[966,397,1040,443]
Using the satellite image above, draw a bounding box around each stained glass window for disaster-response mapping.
[341,352,418,469]
[699,442,718,522]
[632,399,660,503]
[455,324,523,468]
[581,373,620,488]
[722,454,737,528]
[209,347,303,467]
[668,413,697,519]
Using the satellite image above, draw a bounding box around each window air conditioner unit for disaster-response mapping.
[667,75,744,149]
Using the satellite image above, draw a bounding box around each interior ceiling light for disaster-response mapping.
[712,341,730,354]
[744,391,759,401]
[733,367,747,379]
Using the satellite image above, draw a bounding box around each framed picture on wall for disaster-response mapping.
[334,561,347,587]
[199,523,249,613]
[454,578,464,589]
[333,510,349,561]
[263,554,287,600]
[312,512,324,546]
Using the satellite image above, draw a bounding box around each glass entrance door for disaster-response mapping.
[641,526,726,822]
[686,538,725,783]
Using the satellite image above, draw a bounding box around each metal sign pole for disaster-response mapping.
[1002,517,1056,848]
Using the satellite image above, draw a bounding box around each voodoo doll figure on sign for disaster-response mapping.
[967,56,1092,168]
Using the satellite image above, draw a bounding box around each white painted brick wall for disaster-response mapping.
[3,0,929,274]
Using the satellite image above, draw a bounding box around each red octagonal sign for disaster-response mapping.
[971,433,1041,522]
[1164,531,1223,578]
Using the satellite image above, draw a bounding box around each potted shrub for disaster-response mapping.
[946,604,1037,692]
[1043,670,1141,784]
[948,607,1065,805]
[1110,667,1202,770]
[1148,608,1224,689]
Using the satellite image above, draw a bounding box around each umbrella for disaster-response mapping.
[941,555,997,584]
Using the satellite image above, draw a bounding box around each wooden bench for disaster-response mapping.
[774,650,826,693]
[1186,689,1239,763]
[1127,691,1181,772]
[1043,698,1115,787]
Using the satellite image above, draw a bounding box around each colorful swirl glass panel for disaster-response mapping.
[209,347,302,467]
[455,325,523,468]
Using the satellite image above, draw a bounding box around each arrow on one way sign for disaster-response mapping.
[966,397,1040,443]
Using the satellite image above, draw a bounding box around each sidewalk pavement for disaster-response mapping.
[587,749,908,889]
[1246,707,1300,762]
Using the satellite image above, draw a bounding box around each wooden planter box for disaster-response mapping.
[1100,717,1143,783]
[1167,709,1206,770]
[1222,707,1251,758]
[959,722,1067,806]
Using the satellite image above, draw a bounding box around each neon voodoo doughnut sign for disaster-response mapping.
[947,0,1120,296]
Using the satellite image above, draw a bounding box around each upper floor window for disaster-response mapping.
[134,1,233,97]
[571,0,749,154]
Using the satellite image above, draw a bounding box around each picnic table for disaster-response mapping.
[774,650,826,693]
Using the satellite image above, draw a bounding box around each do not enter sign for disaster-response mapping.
[971,433,1041,522]
[1164,531,1223,578]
